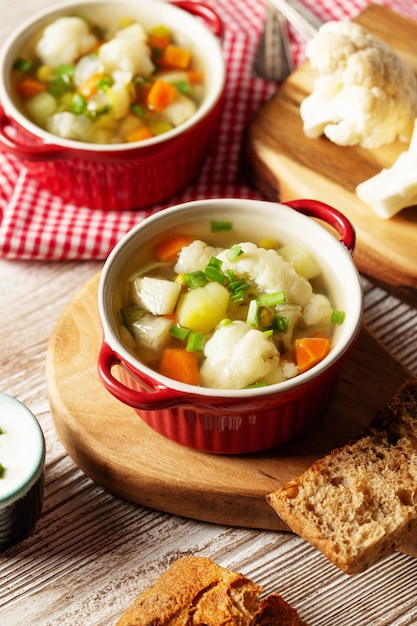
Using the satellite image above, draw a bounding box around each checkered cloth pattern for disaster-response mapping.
[0,0,416,259]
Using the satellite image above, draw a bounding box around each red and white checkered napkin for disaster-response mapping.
[0,0,415,260]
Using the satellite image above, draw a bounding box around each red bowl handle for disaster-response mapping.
[0,104,68,161]
[283,199,356,254]
[97,341,193,410]
[171,1,224,38]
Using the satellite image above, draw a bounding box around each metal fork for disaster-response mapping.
[254,0,322,82]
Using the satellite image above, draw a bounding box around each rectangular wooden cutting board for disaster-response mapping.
[242,4,417,303]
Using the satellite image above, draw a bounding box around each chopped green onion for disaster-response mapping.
[204,265,225,284]
[258,291,287,307]
[204,257,223,282]
[263,329,274,338]
[224,269,235,283]
[131,103,145,116]
[97,76,113,90]
[226,244,243,262]
[0,463,4,477]
[71,93,87,114]
[211,220,233,232]
[273,315,290,333]
[229,279,251,303]
[173,80,191,94]
[12,57,32,72]
[228,278,247,292]
[207,257,222,269]
[0,427,3,434]
[186,331,205,352]
[246,299,259,326]
[184,270,208,289]
[56,64,76,78]
[219,318,232,326]
[331,309,345,324]
[169,324,190,341]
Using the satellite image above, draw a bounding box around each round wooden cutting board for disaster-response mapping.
[46,272,416,557]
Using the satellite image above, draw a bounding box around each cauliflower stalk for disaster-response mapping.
[301,21,417,149]
[356,118,417,218]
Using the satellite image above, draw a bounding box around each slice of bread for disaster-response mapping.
[267,378,417,575]
[115,556,307,625]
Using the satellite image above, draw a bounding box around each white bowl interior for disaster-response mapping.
[98,199,363,398]
[0,0,225,151]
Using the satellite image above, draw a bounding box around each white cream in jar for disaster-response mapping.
[0,392,45,551]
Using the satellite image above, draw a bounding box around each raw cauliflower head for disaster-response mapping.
[301,21,417,148]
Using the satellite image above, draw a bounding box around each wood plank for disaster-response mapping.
[46,272,416,557]
[242,4,417,303]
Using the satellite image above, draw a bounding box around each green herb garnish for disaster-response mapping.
[12,57,32,72]
[211,220,232,233]
[184,271,208,289]
[186,331,205,352]
[169,324,190,341]
[226,244,243,262]
[71,93,87,114]
[258,291,287,307]
[331,309,345,324]
[131,103,145,117]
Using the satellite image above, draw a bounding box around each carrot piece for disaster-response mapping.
[159,348,201,386]
[294,336,331,373]
[77,72,105,98]
[16,78,46,99]
[149,33,171,51]
[146,79,178,112]
[186,70,204,84]
[126,126,154,142]
[154,234,195,261]
[159,44,192,69]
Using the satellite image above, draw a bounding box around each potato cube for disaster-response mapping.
[176,281,229,334]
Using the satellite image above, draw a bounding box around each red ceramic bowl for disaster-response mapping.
[97,198,363,454]
[0,0,225,210]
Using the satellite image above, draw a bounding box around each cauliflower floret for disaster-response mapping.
[98,23,154,76]
[46,110,92,140]
[175,240,223,274]
[302,293,333,331]
[35,17,98,66]
[301,21,417,148]
[217,242,313,308]
[200,321,283,389]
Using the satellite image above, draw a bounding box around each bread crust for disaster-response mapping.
[115,556,307,625]
[267,379,417,575]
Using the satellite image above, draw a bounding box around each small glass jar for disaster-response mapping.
[0,392,45,551]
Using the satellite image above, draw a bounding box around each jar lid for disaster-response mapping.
[0,392,45,508]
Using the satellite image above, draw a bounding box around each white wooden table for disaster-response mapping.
[1,1,417,624]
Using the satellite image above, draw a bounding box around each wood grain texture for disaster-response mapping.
[46,272,416,557]
[242,4,417,303]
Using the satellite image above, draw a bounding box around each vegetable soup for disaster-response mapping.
[11,15,204,144]
[116,219,345,390]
